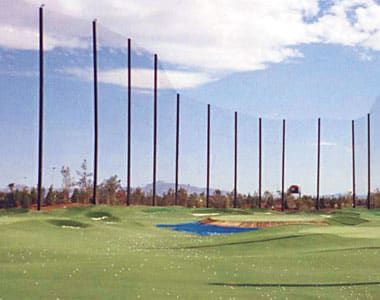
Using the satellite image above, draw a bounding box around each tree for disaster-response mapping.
[8,183,15,193]
[263,191,274,208]
[6,183,16,208]
[45,185,55,206]
[162,188,175,206]
[71,188,80,203]
[99,175,121,205]
[76,160,93,203]
[188,193,201,208]
[30,187,37,205]
[211,189,227,208]
[374,189,380,208]
[131,188,145,205]
[61,166,74,202]
[177,188,188,206]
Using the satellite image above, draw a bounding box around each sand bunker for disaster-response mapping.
[192,213,220,217]
[91,216,109,221]
[61,225,81,229]
[201,217,327,228]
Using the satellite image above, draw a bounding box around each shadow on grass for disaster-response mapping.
[315,246,380,253]
[210,281,380,288]
[328,216,368,226]
[47,219,90,228]
[166,234,305,250]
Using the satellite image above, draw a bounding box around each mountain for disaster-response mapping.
[141,181,225,195]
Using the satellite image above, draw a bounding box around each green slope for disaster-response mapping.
[0,206,380,299]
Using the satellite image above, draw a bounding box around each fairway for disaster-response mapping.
[1,206,380,300]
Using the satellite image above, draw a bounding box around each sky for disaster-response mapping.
[0,0,379,195]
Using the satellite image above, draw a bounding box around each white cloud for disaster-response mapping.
[0,25,38,50]
[0,24,88,50]
[312,140,338,147]
[64,67,217,89]
[4,0,380,82]
[320,141,337,147]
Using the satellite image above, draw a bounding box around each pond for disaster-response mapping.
[156,222,259,236]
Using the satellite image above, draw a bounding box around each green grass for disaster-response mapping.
[328,215,368,226]
[212,212,325,222]
[1,206,380,299]
[47,219,90,228]
[85,210,121,222]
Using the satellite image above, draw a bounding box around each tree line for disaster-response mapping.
[1,159,379,209]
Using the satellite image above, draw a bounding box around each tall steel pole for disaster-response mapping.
[258,118,262,208]
[367,113,371,209]
[92,20,98,205]
[352,120,356,208]
[152,54,158,206]
[281,119,286,211]
[37,5,44,211]
[234,112,238,208]
[126,38,131,206]
[175,94,180,205]
[206,104,211,208]
[316,118,321,210]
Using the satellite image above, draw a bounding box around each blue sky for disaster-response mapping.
[0,0,379,195]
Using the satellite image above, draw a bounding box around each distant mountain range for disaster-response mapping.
[141,181,226,195]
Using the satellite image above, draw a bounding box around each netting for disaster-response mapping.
[238,113,258,202]
[212,106,234,195]
[0,5,378,210]
[286,119,317,210]
[262,118,283,205]
[355,116,368,207]
[96,24,128,204]
[0,5,38,192]
[371,107,380,208]
[319,119,352,207]
[129,46,154,201]
[43,9,93,203]
[178,96,207,204]
[154,60,177,205]
[97,23,180,205]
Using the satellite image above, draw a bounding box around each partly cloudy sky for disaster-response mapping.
[3,0,380,88]
[0,0,379,194]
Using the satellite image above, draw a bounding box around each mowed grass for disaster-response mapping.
[212,212,326,222]
[1,206,380,299]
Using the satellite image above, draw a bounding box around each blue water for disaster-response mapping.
[156,222,259,236]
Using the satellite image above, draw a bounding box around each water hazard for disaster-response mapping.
[156,222,259,236]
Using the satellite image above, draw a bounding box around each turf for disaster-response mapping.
[1,206,380,299]
[212,212,325,222]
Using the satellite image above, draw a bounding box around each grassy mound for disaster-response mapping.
[332,210,361,217]
[64,206,92,214]
[2,207,380,299]
[192,208,252,215]
[328,214,368,226]
[85,211,120,222]
[47,219,90,228]
[142,207,177,213]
